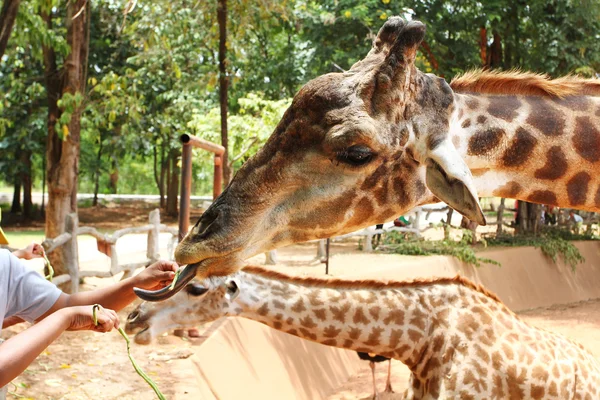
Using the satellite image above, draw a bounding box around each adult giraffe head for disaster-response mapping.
[135,17,486,301]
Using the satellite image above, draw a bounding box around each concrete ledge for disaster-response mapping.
[170,241,600,399]
[172,318,363,400]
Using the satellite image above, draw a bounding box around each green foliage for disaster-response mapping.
[381,231,501,268]
[486,231,590,271]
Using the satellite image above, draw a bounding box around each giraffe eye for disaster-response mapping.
[185,283,208,297]
[336,145,374,166]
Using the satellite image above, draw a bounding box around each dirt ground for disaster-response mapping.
[3,201,600,399]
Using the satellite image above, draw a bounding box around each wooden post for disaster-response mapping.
[147,209,161,262]
[325,238,330,274]
[317,239,326,260]
[363,234,373,252]
[179,134,226,241]
[265,250,277,265]
[496,198,505,235]
[444,208,454,240]
[64,213,80,293]
[179,143,193,242]
[214,154,223,199]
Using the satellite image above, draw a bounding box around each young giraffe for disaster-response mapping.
[127,267,600,399]
[135,17,600,299]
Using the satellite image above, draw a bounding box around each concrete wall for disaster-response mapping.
[170,241,600,399]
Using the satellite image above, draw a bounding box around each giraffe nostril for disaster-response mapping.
[128,311,139,322]
[192,208,220,237]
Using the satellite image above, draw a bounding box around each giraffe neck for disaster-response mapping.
[451,92,600,211]
[232,270,462,369]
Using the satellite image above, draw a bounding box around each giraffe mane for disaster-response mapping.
[242,265,504,304]
[450,69,600,98]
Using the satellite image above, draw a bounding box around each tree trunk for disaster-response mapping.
[43,0,90,291]
[153,143,167,207]
[218,0,231,186]
[488,31,503,69]
[479,27,487,67]
[11,177,21,213]
[0,0,21,59]
[166,149,180,216]
[21,149,33,218]
[93,137,103,206]
[109,156,118,194]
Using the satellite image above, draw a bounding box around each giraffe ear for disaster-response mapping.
[224,279,240,301]
[425,141,487,226]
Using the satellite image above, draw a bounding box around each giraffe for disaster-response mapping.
[133,16,600,300]
[126,267,600,399]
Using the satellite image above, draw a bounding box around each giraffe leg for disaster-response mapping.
[384,359,394,393]
[369,361,379,400]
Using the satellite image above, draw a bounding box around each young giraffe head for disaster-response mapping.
[126,275,240,344]
[138,17,485,300]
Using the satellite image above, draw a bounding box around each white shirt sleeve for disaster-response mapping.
[1,250,62,324]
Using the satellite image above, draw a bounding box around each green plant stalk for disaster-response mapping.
[43,252,54,281]
[169,267,182,290]
[92,304,166,400]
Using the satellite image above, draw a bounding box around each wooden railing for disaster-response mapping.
[41,209,178,291]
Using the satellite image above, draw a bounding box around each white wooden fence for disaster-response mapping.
[42,209,178,291]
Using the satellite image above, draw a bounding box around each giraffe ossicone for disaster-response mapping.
[137,15,600,298]
[126,267,600,398]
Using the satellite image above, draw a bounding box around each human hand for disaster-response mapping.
[133,260,178,290]
[62,305,120,332]
[12,242,45,260]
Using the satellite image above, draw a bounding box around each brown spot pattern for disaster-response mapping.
[353,307,369,325]
[323,325,341,338]
[321,339,337,346]
[313,308,327,321]
[383,309,405,325]
[477,115,487,124]
[461,119,472,129]
[364,327,384,346]
[273,321,283,330]
[534,146,568,180]
[526,98,565,136]
[493,181,522,198]
[556,96,591,111]
[272,299,286,310]
[291,298,306,313]
[389,329,402,349]
[527,190,557,205]
[369,306,381,321]
[468,128,506,156]
[330,303,350,323]
[349,327,361,340]
[501,128,537,167]
[567,172,591,206]
[257,303,270,316]
[298,328,317,341]
[573,116,600,163]
[488,96,521,122]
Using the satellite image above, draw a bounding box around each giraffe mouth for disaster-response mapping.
[133,261,203,301]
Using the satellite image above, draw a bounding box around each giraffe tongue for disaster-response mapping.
[133,262,201,302]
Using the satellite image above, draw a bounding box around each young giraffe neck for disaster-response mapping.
[451,93,600,211]
[231,268,501,374]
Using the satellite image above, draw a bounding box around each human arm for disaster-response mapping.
[0,305,119,387]
[38,260,178,320]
